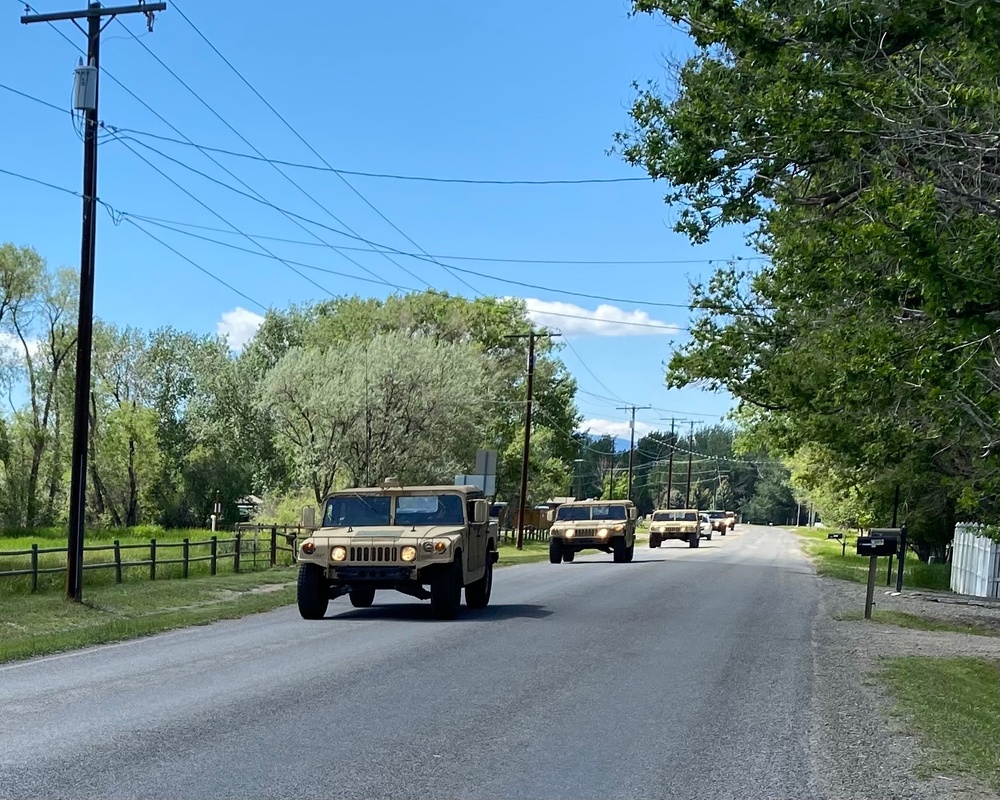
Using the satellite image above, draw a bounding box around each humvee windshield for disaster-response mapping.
[708,510,726,519]
[394,494,465,526]
[652,511,698,522]
[324,495,391,527]
[555,504,628,522]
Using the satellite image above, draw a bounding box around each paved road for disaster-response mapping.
[0,525,820,800]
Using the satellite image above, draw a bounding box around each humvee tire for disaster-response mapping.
[297,563,329,620]
[465,552,494,609]
[349,588,376,608]
[613,537,628,563]
[549,538,564,564]
[689,534,700,549]
[649,534,661,548]
[624,543,634,563]
[563,551,575,563]
[431,558,463,620]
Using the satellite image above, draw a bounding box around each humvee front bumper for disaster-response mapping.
[332,565,416,582]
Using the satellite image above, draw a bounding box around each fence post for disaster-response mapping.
[270,526,277,567]
[30,543,38,592]
[210,535,218,576]
[150,538,157,581]
[182,538,190,579]
[234,532,241,574]
[114,540,122,584]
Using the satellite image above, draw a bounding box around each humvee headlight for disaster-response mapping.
[612,524,624,533]
[564,529,575,538]
[301,541,315,555]
[401,546,417,562]
[330,546,347,562]
[433,541,448,553]
[597,528,609,538]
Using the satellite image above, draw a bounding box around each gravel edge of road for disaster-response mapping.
[808,569,1000,799]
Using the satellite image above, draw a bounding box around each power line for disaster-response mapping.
[110,124,655,186]
[127,219,268,311]
[168,0,481,295]
[111,18,432,293]
[126,215,706,311]
[0,81,767,270]
[103,210,758,268]
[14,0,404,293]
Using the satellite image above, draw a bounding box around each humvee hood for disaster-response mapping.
[310,525,465,540]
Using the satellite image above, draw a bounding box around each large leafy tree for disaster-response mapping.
[617,0,1000,541]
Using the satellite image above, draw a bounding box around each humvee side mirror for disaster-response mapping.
[301,505,315,529]
[472,499,488,525]
[546,509,555,523]
[628,508,637,521]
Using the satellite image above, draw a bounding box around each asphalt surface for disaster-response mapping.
[0,525,821,800]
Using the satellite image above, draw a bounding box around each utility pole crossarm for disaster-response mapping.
[21,3,166,25]
[615,404,651,505]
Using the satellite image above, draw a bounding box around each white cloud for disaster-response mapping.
[522,298,679,337]
[577,418,656,439]
[0,332,43,359]
[217,307,265,351]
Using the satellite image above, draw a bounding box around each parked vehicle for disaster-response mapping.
[725,511,736,531]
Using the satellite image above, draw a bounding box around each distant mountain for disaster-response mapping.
[580,433,631,452]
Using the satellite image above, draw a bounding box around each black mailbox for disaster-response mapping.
[856,528,900,557]
[826,532,844,540]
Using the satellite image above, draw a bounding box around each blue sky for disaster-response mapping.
[1,0,753,439]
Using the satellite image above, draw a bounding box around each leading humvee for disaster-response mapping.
[295,479,499,621]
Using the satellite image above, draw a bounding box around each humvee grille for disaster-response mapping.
[350,546,398,563]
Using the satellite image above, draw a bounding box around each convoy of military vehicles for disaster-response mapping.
[294,478,741,620]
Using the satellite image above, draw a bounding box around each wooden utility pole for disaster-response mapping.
[616,404,651,505]
[22,2,167,602]
[507,330,560,550]
[685,421,696,507]
[661,417,689,509]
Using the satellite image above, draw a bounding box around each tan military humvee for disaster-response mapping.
[648,508,707,549]
[296,479,498,621]
[547,499,638,563]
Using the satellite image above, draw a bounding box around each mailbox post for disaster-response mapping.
[857,528,901,619]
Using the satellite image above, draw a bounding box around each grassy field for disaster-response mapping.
[838,610,1000,637]
[0,568,298,664]
[793,527,950,591]
[881,656,1000,787]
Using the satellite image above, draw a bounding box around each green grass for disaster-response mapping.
[838,610,1000,637]
[881,656,1000,787]
[0,568,298,664]
[793,527,950,591]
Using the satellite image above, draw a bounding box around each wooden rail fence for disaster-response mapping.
[0,525,309,592]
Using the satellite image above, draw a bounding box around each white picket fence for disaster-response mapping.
[951,524,1000,598]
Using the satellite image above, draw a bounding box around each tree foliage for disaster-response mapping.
[618,0,1000,551]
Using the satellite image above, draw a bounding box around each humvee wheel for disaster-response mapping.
[349,588,376,608]
[613,538,628,563]
[297,564,329,620]
[649,534,661,548]
[562,550,575,563]
[548,538,564,564]
[465,554,493,609]
[689,534,700,549]
[721,529,727,536]
[431,557,463,620]
[624,543,634,563]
